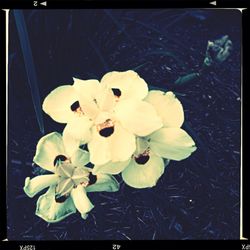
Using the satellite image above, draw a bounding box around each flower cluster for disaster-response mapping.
[23,70,197,222]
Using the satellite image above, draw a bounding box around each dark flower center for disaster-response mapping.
[97,119,115,137]
[70,101,80,111]
[99,127,114,137]
[88,172,97,185]
[53,155,67,166]
[135,154,150,165]
[111,88,121,97]
[55,194,69,203]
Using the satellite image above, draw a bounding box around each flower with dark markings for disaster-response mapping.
[43,70,163,166]
[93,91,196,188]
[23,132,119,222]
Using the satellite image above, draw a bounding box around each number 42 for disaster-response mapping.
[113,244,121,250]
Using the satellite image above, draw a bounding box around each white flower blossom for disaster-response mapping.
[42,71,163,166]
[23,132,119,223]
[93,91,197,188]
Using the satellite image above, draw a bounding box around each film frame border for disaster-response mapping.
[0,0,249,249]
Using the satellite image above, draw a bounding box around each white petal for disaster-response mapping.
[42,85,78,123]
[73,78,100,119]
[56,163,74,178]
[73,78,100,99]
[36,186,76,223]
[62,132,81,158]
[145,91,184,128]
[122,154,164,188]
[71,148,90,167]
[33,132,66,172]
[100,70,148,100]
[71,166,90,186]
[56,178,74,196]
[88,123,136,165]
[115,100,163,136]
[95,87,116,112]
[92,159,131,175]
[70,185,94,219]
[62,116,93,156]
[108,124,136,162]
[88,129,110,165]
[23,175,59,198]
[86,174,120,192]
[149,128,197,161]
[94,111,115,125]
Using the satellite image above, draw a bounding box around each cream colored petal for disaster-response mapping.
[71,166,90,187]
[56,162,74,178]
[149,128,197,161]
[88,123,136,165]
[96,87,116,112]
[73,78,100,99]
[62,132,81,159]
[115,99,163,136]
[122,153,165,189]
[108,124,136,162]
[100,70,148,100]
[70,185,94,219]
[92,159,131,175]
[36,186,76,223]
[87,128,111,165]
[56,177,74,196]
[42,85,78,123]
[71,149,90,167]
[144,90,184,128]
[33,132,66,172]
[62,116,93,156]
[23,175,59,198]
[73,78,100,119]
[86,174,120,192]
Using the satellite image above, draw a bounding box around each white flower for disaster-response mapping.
[144,90,184,128]
[93,91,197,188]
[43,70,163,166]
[23,132,119,223]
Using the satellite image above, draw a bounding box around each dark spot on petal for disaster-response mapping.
[111,88,121,97]
[88,172,97,186]
[99,126,114,137]
[55,194,69,203]
[70,101,80,111]
[53,155,67,166]
[85,162,94,168]
[79,144,88,151]
[135,155,150,165]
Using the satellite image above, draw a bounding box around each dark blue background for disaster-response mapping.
[8,9,241,240]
